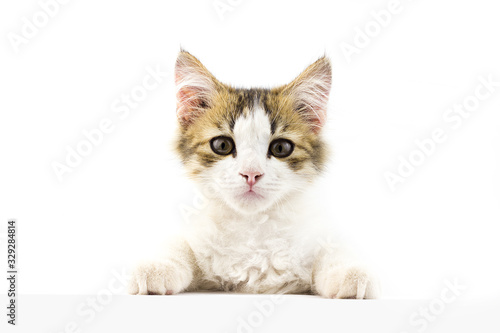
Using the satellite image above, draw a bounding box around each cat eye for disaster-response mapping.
[269,139,294,158]
[210,136,235,156]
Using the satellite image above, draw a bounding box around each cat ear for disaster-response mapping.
[283,57,332,132]
[175,50,220,127]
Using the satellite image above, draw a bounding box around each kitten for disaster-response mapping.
[128,50,379,298]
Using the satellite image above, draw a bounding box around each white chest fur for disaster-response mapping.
[185,203,320,293]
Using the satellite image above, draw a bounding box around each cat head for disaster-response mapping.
[174,51,331,215]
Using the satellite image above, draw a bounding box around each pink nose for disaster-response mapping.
[239,171,263,187]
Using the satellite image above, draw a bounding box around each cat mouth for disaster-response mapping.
[241,190,264,200]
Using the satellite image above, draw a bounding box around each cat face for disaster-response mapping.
[174,51,331,214]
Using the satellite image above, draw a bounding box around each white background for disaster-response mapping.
[1,0,499,307]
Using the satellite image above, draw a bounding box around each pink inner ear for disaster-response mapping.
[299,94,329,134]
[176,89,191,124]
[287,57,332,133]
[174,57,215,127]
[311,110,327,133]
[176,86,204,126]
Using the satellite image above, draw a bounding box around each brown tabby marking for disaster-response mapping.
[174,51,330,179]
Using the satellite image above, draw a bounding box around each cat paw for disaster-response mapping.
[317,266,380,299]
[128,260,191,295]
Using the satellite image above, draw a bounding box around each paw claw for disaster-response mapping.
[318,265,380,299]
[128,261,191,296]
